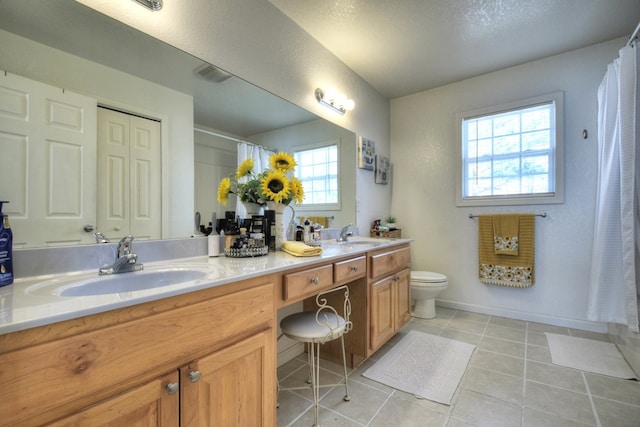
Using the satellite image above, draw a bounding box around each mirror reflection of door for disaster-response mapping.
[0,72,97,247]
[97,107,161,241]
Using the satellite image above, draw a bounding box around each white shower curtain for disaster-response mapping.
[236,142,273,218]
[587,43,640,332]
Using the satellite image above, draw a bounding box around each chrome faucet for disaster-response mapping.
[92,231,110,244]
[99,235,144,275]
[336,224,353,242]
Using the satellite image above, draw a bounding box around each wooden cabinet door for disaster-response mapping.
[395,268,411,331]
[180,329,276,427]
[48,371,179,427]
[370,276,395,352]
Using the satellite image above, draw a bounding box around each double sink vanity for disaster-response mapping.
[0,236,411,426]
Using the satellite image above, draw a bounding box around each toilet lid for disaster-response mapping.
[411,271,447,283]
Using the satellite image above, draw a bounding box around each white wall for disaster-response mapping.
[77,0,393,233]
[391,38,625,331]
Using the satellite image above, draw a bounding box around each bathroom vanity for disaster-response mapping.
[0,238,411,426]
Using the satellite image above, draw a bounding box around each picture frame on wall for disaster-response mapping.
[358,136,375,170]
[375,155,390,184]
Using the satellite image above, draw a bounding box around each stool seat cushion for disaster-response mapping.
[280,311,346,343]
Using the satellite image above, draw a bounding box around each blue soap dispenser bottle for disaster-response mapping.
[0,201,13,286]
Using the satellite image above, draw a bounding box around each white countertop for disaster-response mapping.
[0,237,411,335]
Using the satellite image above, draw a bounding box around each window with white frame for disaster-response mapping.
[294,142,339,206]
[457,92,564,206]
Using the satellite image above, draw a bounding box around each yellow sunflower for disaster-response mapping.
[236,158,254,179]
[217,177,232,205]
[260,170,290,203]
[269,152,297,172]
[289,176,305,204]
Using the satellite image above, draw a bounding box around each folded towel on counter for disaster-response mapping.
[478,214,535,287]
[281,241,323,257]
[493,214,520,256]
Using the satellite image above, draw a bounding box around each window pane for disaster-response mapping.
[294,144,339,205]
[460,94,559,204]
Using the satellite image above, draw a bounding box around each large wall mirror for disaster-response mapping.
[0,0,356,249]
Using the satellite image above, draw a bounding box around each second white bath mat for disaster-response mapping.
[545,333,637,379]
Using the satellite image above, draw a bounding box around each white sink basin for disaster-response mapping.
[26,267,210,297]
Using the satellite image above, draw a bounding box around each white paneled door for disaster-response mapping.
[97,107,161,242]
[0,72,97,247]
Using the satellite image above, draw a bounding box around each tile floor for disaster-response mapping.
[277,307,640,426]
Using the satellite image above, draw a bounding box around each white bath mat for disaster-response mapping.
[545,333,637,379]
[362,330,475,405]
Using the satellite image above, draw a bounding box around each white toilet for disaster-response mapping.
[411,271,448,319]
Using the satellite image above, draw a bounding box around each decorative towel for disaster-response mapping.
[493,214,519,255]
[281,241,323,257]
[478,214,535,287]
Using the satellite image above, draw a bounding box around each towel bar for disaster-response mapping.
[468,212,547,219]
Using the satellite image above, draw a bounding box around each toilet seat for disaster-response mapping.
[411,271,447,284]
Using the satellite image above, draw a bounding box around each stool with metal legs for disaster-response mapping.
[278,285,352,427]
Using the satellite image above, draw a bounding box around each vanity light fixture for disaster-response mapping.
[132,0,163,11]
[315,88,355,115]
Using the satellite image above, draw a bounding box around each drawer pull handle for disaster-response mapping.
[350,266,359,272]
[188,370,201,383]
[310,277,320,285]
[166,382,179,395]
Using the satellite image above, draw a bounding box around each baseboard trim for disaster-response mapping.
[277,342,304,367]
[436,299,608,333]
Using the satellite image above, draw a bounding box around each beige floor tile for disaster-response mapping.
[433,306,458,319]
[592,396,640,427]
[470,349,525,377]
[478,335,525,358]
[488,316,526,330]
[450,389,522,427]
[448,317,489,335]
[524,381,596,425]
[462,367,524,404]
[321,379,390,425]
[522,407,595,427]
[289,405,363,426]
[484,324,526,342]
[527,322,569,334]
[279,364,343,402]
[440,328,483,345]
[526,331,549,347]
[526,360,586,392]
[446,418,477,427]
[452,310,490,324]
[585,373,640,406]
[526,344,552,364]
[277,390,313,426]
[370,394,446,427]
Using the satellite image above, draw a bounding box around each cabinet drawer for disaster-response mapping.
[334,256,366,283]
[284,264,334,302]
[369,246,411,280]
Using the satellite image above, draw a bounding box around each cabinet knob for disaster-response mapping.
[310,277,320,285]
[350,266,359,272]
[188,370,201,383]
[166,382,179,395]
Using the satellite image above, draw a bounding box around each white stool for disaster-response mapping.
[279,285,352,426]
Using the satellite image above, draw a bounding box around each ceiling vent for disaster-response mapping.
[194,63,233,83]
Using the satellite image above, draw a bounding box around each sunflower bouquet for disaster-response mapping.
[217,151,305,207]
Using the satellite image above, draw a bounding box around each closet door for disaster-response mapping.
[97,108,161,240]
[0,72,97,247]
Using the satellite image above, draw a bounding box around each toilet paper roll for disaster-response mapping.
[208,234,220,257]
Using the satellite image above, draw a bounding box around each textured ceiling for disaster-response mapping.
[270,0,640,99]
